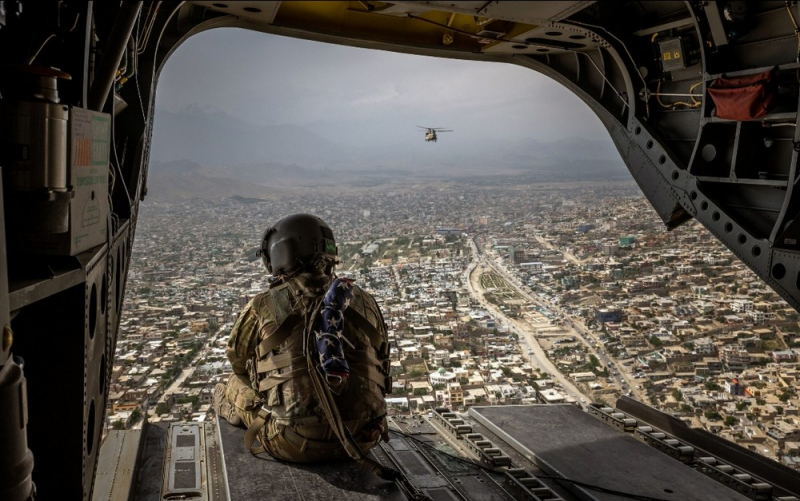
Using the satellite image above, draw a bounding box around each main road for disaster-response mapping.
[475,237,647,403]
[465,239,589,403]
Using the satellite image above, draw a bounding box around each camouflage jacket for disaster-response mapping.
[226,272,391,426]
[226,272,331,376]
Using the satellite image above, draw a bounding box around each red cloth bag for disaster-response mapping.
[707,69,776,121]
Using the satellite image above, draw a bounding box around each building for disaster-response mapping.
[447,383,464,408]
[430,368,457,385]
[694,338,717,356]
[509,246,526,265]
[602,243,619,256]
[538,388,566,404]
[721,344,750,372]
[570,372,597,382]
[773,350,797,363]
[432,350,451,367]
[595,308,623,324]
[724,378,745,396]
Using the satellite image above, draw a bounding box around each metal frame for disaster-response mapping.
[4,1,800,498]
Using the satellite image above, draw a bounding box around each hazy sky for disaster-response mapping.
[155,27,610,148]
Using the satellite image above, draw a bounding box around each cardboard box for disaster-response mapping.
[25,107,110,255]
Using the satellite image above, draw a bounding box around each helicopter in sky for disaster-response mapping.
[417,126,452,142]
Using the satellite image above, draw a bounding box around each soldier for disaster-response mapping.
[213,214,393,469]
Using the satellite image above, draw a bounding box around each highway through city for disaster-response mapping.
[465,240,589,404]
[466,237,648,405]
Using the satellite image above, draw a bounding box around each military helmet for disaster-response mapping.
[260,213,338,275]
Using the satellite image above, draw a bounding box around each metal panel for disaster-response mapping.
[470,405,752,501]
[92,430,144,501]
[0,170,9,367]
[616,396,800,498]
[163,423,204,498]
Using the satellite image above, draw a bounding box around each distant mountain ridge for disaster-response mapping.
[146,160,273,200]
[147,105,630,196]
[151,105,352,169]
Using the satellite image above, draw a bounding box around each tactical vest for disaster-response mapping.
[248,278,392,444]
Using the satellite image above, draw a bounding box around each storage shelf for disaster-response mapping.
[703,111,797,124]
[705,62,800,81]
[695,175,788,187]
[9,268,84,311]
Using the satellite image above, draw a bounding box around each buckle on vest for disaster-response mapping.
[325,373,348,395]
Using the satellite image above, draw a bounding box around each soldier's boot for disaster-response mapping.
[213,383,242,425]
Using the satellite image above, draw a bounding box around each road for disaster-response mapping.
[465,239,589,403]
[535,234,584,266]
[156,346,209,404]
[468,237,652,405]
[484,240,648,403]
[392,264,407,300]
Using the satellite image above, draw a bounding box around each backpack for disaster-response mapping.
[245,276,393,475]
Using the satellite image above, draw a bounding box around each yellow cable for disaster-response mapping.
[655,80,702,109]
[689,81,703,106]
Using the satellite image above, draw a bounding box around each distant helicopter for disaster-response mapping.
[417,126,452,142]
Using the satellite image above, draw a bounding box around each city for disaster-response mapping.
[107,180,800,470]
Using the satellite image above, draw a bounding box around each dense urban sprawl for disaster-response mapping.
[107,181,800,468]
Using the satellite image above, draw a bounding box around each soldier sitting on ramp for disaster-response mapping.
[213,214,394,476]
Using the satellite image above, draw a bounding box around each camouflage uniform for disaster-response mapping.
[224,272,390,462]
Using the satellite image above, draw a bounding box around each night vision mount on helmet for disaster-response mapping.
[259,214,338,275]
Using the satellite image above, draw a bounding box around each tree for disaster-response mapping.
[156,403,171,416]
[672,389,683,401]
[112,420,126,430]
[704,411,721,421]
[724,415,737,426]
[130,408,142,424]
[776,406,784,415]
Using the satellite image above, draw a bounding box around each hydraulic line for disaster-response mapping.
[88,1,143,111]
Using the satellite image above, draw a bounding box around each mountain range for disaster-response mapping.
[145,105,630,199]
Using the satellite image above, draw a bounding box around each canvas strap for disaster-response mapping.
[303,304,399,481]
[244,406,271,455]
